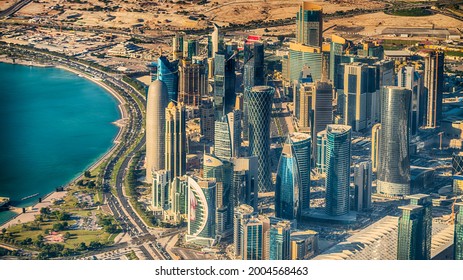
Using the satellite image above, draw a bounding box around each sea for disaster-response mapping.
[0,63,120,225]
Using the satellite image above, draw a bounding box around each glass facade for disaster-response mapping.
[377,86,411,196]
[397,204,424,260]
[165,102,187,182]
[290,133,311,211]
[269,220,291,260]
[325,124,351,216]
[243,219,263,260]
[247,86,275,193]
[452,152,463,195]
[316,130,327,174]
[214,110,241,159]
[233,204,254,257]
[455,203,463,260]
[409,194,432,260]
[214,52,236,120]
[296,2,322,48]
[157,56,179,102]
[424,51,444,128]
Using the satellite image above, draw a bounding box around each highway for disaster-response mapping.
[0,0,32,18]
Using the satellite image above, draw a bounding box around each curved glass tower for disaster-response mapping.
[157,56,179,102]
[247,86,275,193]
[290,133,311,211]
[275,142,301,221]
[377,86,411,197]
[325,124,351,216]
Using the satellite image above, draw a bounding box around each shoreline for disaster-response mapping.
[0,59,130,228]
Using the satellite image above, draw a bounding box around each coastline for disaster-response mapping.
[0,59,129,228]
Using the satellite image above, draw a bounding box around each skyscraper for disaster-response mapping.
[325,124,352,216]
[242,215,270,260]
[232,157,258,210]
[214,110,241,159]
[172,32,185,60]
[183,39,198,59]
[424,50,444,128]
[371,123,381,172]
[454,202,463,260]
[247,86,274,193]
[296,1,323,48]
[298,82,313,130]
[275,141,301,221]
[186,176,216,246]
[409,194,432,260]
[353,161,372,211]
[233,204,255,257]
[452,152,463,195]
[290,133,311,211]
[288,43,323,82]
[269,220,291,260]
[146,80,169,183]
[178,57,207,107]
[200,98,215,142]
[214,52,236,120]
[397,204,425,260]
[210,23,223,58]
[157,56,179,102]
[316,129,327,174]
[377,86,411,197]
[398,65,424,134]
[165,102,187,181]
[152,170,170,211]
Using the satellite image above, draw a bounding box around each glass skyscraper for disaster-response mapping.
[165,102,187,182]
[232,157,258,210]
[233,204,255,257]
[269,220,291,260]
[316,129,327,174]
[454,202,463,260]
[452,152,463,195]
[247,86,274,193]
[325,124,351,216]
[424,50,444,128]
[377,86,411,197]
[397,204,425,260]
[214,110,241,160]
[290,133,311,211]
[409,194,432,260]
[214,52,236,120]
[157,56,179,102]
[296,2,322,48]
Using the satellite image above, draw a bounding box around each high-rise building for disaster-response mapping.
[325,124,352,216]
[233,204,255,257]
[200,98,215,142]
[296,1,322,48]
[371,123,381,172]
[275,141,301,221]
[287,43,323,82]
[232,157,258,210]
[316,129,327,174]
[409,194,432,260]
[377,86,411,197]
[290,133,311,211]
[269,220,291,260]
[214,110,241,159]
[423,50,444,128]
[329,35,351,89]
[172,32,185,60]
[353,161,372,211]
[210,23,224,58]
[397,204,425,260]
[146,80,169,183]
[247,86,274,193]
[454,202,463,260]
[298,82,314,130]
[152,170,170,211]
[165,102,187,181]
[157,56,179,102]
[178,57,207,108]
[242,215,270,260]
[171,176,188,220]
[214,52,236,120]
[312,80,333,137]
[452,152,463,195]
[183,39,199,59]
[186,176,216,246]
[290,230,319,260]
[398,65,424,134]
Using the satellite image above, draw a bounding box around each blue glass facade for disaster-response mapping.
[157,56,179,102]
[269,221,291,260]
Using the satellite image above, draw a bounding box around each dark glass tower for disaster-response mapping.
[214,52,236,120]
[325,124,351,216]
[424,50,444,128]
[296,1,323,48]
[397,204,425,260]
[409,194,432,260]
[247,86,274,193]
[290,133,311,211]
[269,220,291,260]
[454,202,463,260]
[157,56,179,102]
[377,86,411,197]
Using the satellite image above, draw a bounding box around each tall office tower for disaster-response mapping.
[172,32,185,60]
[452,152,463,195]
[312,80,333,137]
[316,130,327,174]
[232,157,258,210]
[269,220,291,260]
[371,123,381,172]
[214,110,241,159]
[325,124,352,216]
[455,202,463,260]
[203,154,232,237]
[288,43,323,82]
[398,65,424,134]
[157,56,179,102]
[165,102,187,181]
[275,141,301,221]
[210,23,223,58]
[397,204,425,260]
[242,215,270,260]
[178,57,207,108]
[171,176,188,219]
[298,82,314,130]
[183,39,198,59]
[146,80,169,183]
[377,86,411,197]
[296,1,322,48]
[358,41,384,60]
[424,50,444,128]
[200,98,215,142]
[152,170,170,211]
[233,204,255,257]
[186,176,216,246]
[247,86,275,193]
[329,35,350,89]
[294,66,313,120]
[353,161,372,211]
[214,52,236,120]
[409,194,432,260]
[243,41,265,140]
[343,62,378,131]
[290,133,311,211]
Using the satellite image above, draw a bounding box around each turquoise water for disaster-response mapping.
[0,63,120,225]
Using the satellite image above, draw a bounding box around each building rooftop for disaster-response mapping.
[290,132,311,142]
[398,204,423,211]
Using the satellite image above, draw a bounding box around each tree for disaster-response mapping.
[40,207,50,215]
[64,232,71,239]
[1,228,6,235]
[84,170,91,178]
[77,242,87,251]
